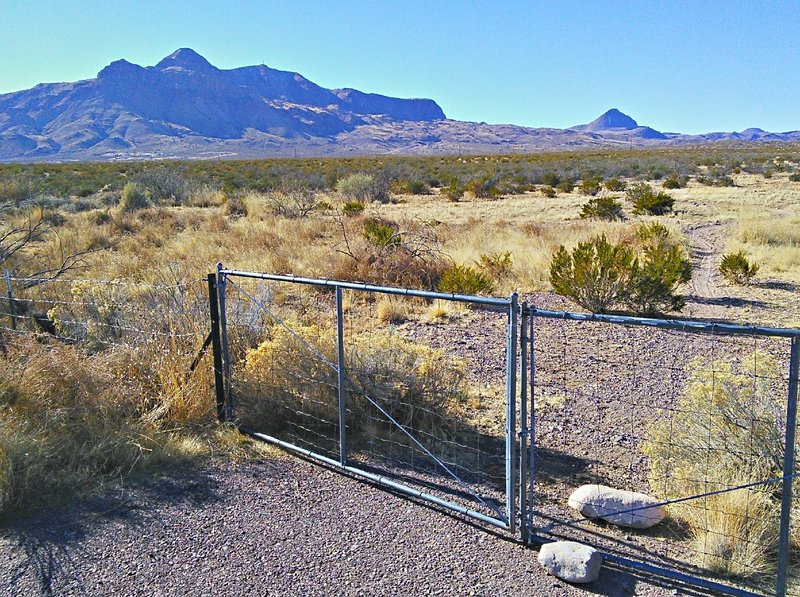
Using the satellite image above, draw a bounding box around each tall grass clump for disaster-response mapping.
[238,322,466,436]
[0,337,216,515]
[642,352,793,578]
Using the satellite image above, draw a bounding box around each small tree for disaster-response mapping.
[549,236,637,313]
[580,196,624,221]
[719,251,759,284]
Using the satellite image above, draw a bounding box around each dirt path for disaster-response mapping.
[0,458,695,596]
[682,222,730,319]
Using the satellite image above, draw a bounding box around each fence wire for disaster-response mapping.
[529,314,799,596]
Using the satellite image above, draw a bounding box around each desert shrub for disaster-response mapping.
[627,183,674,215]
[789,172,800,183]
[134,168,192,204]
[341,201,365,216]
[626,230,692,315]
[223,193,248,218]
[363,218,401,248]
[334,217,445,289]
[540,172,561,187]
[438,264,495,295]
[92,210,113,225]
[465,174,502,199]
[119,182,150,212]
[336,173,390,203]
[719,251,759,284]
[266,185,318,218]
[579,176,603,196]
[549,236,637,313]
[697,174,735,187]
[0,179,32,206]
[476,251,513,279]
[604,178,626,192]
[240,323,466,434]
[662,174,688,189]
[441,180,465,202]
[763,170,774,179]
[540,186,557,198]
[642,353,790,577]
[393,178,430,195]
[556,180,575,194]
[550,227,691,315]
[580,196,624,221]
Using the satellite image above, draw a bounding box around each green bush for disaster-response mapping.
[788,172,800,182]
[556,180,575,194]
[363,218,400,248]
[119,182,150,212]
[604,178,626,192]
[341,201,365,216]
[438,264,495,295]
[579,196,624,221]
[627,234,692,315]
[579,176,603,196]
[662,174,688,189]
[476,251,513,279]
[441,180,465,202]
[719,251,759,284]
[540,172,561,187]
[627,183,674,215]
[541,186,557,198]
[336,173,390,203]
[465,175,502,199]
[549,236,637,313]
[550,227,691,315]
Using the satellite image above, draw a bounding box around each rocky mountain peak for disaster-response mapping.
[587,108,639,131]
[155,48,216,72]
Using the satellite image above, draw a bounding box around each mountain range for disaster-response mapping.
[1,49,798,162]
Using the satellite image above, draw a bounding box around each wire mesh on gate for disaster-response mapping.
[528,312,799,596]
[223,274,515,527]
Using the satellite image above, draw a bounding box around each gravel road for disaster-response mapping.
[0,457,695,596]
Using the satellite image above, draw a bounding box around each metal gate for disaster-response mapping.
[208,265,523,533]
[208,266,799,596]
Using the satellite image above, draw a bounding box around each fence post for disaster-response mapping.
[216,263,233,421]
[777,337,799,597]
[506,292,518,534]
[528,311,536,539]
[336,286,347,467]
[4,270,15,331]
[207,272,226,422]
[519,302,529,543]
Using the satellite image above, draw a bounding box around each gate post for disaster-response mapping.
[216,263,233,421]
[336,286,347,467]
[207,272,226,422]
[776,337,799,597]
[519,302,529,543]
[506,292,518,534]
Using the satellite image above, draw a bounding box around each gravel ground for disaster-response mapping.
[0,457,701,597]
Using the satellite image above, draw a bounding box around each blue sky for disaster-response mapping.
[1,0,798,134]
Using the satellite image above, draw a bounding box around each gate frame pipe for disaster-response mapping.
[505,292,518,536]
[776,336,799,597]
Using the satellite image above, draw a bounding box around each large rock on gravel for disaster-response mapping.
[568,484,665,529]
[538,541,602,583]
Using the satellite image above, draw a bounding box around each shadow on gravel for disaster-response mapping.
[754,279,799,292]
[0,465,226,596]
[684,294,770,309]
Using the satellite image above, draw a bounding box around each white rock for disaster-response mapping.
[568,484,666,529]
[538,541,602,583]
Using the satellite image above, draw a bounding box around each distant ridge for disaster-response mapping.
[1,50,799,161]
